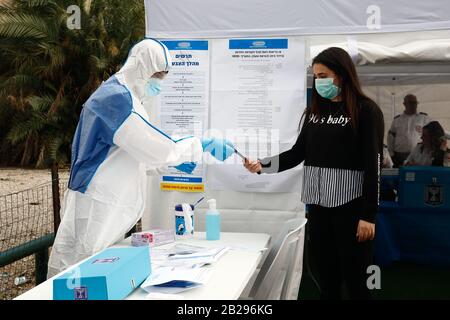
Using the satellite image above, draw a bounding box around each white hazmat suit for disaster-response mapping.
[47,39,202,278]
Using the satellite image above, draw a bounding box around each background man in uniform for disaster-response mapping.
[387,94,431,167]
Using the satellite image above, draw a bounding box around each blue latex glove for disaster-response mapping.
[201,138,235,161]
[172,162,197,174]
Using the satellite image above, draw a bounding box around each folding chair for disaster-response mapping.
[246,217,307,300]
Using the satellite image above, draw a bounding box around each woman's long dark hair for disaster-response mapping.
[309,47,373,129]
[422,121,445,156]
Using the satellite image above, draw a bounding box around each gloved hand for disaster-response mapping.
[172,162,197,174]
[201,138,235,161]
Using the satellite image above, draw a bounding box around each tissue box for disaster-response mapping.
[131,229,174,247]
[53,246,150,300]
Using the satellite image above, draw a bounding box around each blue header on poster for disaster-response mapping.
[229,39,288,49]
[163,176,203,183]
[162,40,208,51]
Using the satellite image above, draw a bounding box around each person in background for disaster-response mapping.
[382,144,393,168]
[244,47,384,300]
[380,145,397,201]
[405,121,448,166]
[387,94,431,167]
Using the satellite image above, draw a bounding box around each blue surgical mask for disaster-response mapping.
[315,78,340,100]
[145,78,162,96]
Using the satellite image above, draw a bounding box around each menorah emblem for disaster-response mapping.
[425,185,443,206]
[74,286,88,300]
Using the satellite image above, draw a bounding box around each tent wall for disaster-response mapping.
[364,83,450,141]
[145,0,450,38]
[143,0,450,299]
[142,179,303,235]
[140,98,305,239]
[310,38,450,66]
[143,0,450,239]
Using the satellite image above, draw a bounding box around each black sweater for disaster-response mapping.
[260,99,385,223]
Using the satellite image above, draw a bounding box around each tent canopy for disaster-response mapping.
[146,1,450,68]
[146,0,450,38]
[144,0,450,162]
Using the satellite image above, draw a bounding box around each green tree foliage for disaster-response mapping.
[0,0,145,167]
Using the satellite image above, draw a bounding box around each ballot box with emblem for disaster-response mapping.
[398,166,450,209]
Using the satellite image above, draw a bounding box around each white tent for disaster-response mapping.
[145,0,450,37]
[143,0,450,299]
[306,30,450,134]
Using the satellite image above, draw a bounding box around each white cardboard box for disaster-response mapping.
[131,229,175,247]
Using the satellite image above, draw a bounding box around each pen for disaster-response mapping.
[233,147,247,161]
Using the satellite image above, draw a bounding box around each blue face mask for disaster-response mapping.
[315,78,340,100]
[145,78,162,96]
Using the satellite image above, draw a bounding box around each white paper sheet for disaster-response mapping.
[141,266,212,294]
[207,161,302,193]
[209,38,306,192]
[151,244,229,268]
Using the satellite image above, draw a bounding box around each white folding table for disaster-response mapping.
[15,232,271,300]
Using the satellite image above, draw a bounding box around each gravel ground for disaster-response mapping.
[0,167,69,300]
[0,167,140,300]
[0,168,70,196]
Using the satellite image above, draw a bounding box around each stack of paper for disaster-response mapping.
[140,244,230,294]
[151,244,229,268]
[141,266,212,294]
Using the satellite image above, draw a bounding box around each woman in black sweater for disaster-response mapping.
[244,47,384,300]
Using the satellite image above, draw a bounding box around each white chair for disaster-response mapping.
[245,217,307,300]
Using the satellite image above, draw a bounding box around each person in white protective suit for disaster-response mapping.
[47,39,235,278]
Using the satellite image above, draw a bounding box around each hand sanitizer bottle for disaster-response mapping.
[206,199,221,240]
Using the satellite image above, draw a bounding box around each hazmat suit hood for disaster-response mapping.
[116,39,172,103]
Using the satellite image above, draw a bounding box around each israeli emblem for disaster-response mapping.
[425,185,444,206]
[92,257,120,264]
[74,286,88,300]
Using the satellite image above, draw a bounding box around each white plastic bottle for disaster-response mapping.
[206,199,221,240]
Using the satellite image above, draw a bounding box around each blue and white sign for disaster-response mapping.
[159,40,210,192]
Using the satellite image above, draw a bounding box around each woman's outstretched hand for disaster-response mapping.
[243,158,262,174]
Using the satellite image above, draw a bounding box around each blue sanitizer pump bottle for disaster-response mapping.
[206,199,221,240]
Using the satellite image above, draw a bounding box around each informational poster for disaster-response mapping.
[209,38,306,193]
[159,40,209,192]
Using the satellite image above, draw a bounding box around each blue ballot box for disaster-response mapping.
[53,246,150,300]
[398,166,450,209]
[375,201,450,267]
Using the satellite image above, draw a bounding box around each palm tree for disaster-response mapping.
[0,0,145,167]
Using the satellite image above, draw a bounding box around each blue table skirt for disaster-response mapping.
[375,201,450,267]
